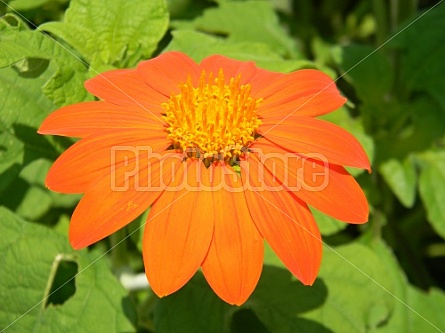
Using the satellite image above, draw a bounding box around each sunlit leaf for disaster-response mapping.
[0,208,136,332]
[166,30,315,72]
[365,239,445,332]
[418,151,445,240]
[40,0,169,69]
[298,243,394,332]
[0,65,58,193]
[174,0,301,58]
[311,207,347,236]
[0,14,91,106]
[380,156,417,208]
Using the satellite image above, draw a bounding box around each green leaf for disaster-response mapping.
[246,267,332,333]
[311,207,347,236]
[364,239,445,332]
[2,159,80,221]
[8,0,55,11]
[154,273,233,333]
[392,4,445,110]
[418,151,445,240]
[153,267,332,333]
[0,14,92,106]
[40,0,169,69]
[174,0,301,58]
[0,207,136,332]
[404,287,445,332]
[333,44,393,102]
[380,156,417,208]
[0,65,59,193]
[298,243,394,332]
[166,30,315,72]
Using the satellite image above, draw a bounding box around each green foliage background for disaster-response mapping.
[1,0,445,332]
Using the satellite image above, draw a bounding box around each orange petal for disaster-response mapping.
[69,152,183,249]
[137,51,200,96]
[201,164,263,305]
[84,68,166,115]
[250,141,369,223]
[199,55,258,85]
[252,69,346,117]
[241,158,322,284]
[38,101,164,138]
[258,116,370,170]
[143,161,214,297]
[46,129,170,193]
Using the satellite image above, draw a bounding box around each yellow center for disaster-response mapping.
[162,69,262,166]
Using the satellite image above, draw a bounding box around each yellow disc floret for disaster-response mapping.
[162,69,262,166]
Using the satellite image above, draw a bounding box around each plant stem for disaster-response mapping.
[372,0,389,46]
[110,228,129,271]
[42,253,77,309]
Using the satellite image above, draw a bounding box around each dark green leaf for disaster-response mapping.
[393,4,445,110]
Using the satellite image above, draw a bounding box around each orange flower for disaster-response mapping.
[38,52,370,305]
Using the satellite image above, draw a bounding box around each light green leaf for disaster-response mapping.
[174,0,301,58]
[405,287,445,332]
[418,151,445,240]
[364,239,445,332]
[0,14,92,106]
[40,0,169,69]
[0,65,59,193]
[0,208,136,332]
[380,156,417,208]
[166,30,315,72]
[311,207,347,236]
[298,243,394,333]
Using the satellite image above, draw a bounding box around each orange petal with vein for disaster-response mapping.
[201,165,263,305]
[252,69,345,117]
[137,52,200,96]
[259,116,370,170]
[251,140,369,223]
[241,158,322,284]
[143,161,214,297]
[84,69,166,115]
[46,129,170,193]
[38,101,164,138]
[69,152,183,249]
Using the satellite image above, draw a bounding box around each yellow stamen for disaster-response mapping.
[162,69,262,165]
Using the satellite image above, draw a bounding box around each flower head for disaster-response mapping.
[39,52,370,305]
